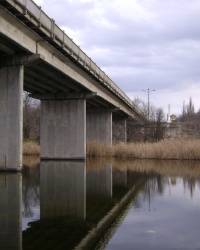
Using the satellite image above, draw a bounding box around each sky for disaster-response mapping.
[34,0,200,118]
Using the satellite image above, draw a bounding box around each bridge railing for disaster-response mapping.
[5,0,142,116]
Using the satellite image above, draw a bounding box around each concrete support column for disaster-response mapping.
[86,108,112,146]
[40,99,86,160]
[112,116,127,144]
[0,66,23,171]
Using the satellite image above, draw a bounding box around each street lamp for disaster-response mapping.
[142,88,155,120]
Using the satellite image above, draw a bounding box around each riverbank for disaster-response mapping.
[87,139,200,160]
[23,139,200,160]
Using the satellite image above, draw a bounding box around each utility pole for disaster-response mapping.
[143,88,155,120]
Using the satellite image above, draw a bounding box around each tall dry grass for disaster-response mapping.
[87,139,200,160]
[23,155,40,167]
[23,141,40,155]
[87,141,112,157]
[23,139,200,160]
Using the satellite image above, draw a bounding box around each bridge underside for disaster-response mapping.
[0,55,128,170]
[0,5,140,171]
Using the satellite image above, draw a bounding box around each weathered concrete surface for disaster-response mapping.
[86,109,112,146]
[40,161,86,220]
[165,122,200,139]
[0,173,22,249]
[113,116,127,143]
[0,66,23,171]
[40,99,86,160]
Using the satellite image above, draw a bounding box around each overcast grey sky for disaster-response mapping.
[34,0,200,118]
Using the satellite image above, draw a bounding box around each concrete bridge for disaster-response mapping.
[0,0,143,171]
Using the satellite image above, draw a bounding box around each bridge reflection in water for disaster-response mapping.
[22,159,147,250]
[0,157,147,249]
[0,173,22,250]
[1,158,200,249]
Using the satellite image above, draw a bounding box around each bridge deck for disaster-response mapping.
[0,0,142,118]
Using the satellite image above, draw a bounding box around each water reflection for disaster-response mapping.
[87,158,112,198]
[0,173,22,250]
[40,161,86,220]
[22,157,40,230]
[106,160,200,250]
[1,157,200,249]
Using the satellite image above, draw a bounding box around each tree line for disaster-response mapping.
[23,92,199,143]
[23,92,167,142]
[127,97,167,142]
[178,97,200,122]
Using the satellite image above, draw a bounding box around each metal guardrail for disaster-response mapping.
[2,0,142,116]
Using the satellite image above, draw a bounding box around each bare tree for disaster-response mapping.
[179,97,196,122]
[153,108,167,141]
[23,92,40,140]
[187,97,195,114]
[128,97,167,142]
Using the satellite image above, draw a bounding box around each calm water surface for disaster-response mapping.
[0,157,200,249]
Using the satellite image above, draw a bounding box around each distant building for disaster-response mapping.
[170,114,176,122]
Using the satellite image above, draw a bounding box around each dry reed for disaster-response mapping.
[23,141,40,155]
[87,141,112,157]
[23,155,40,167]
[87,139,200,160]
[23,139,200,160]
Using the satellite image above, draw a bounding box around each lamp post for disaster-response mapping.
[142,88,155,120]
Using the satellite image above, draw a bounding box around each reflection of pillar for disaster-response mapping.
[113,168,127,188]
[40,161,86,220]
[87,163,112,198]
[0,66,23,170]
[0,173,22,249]
[86,108,112,146]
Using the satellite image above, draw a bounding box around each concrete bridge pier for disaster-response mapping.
[0,65,23,171]
[40,97,86,160]
[86,108,112,146]
[112,116,127,143]
[0,54,43,171]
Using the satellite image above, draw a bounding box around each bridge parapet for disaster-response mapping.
[0,0,145,170]
[1,0,142,115]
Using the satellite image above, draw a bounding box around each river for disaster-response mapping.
[0,157,200,249]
